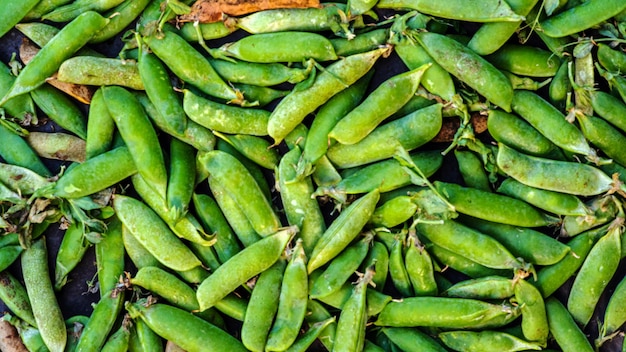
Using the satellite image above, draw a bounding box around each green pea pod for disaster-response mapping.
[435,181,558,227]
[42,0,125,22]
[602,274,626,338]
[213,132,279,170]
[57,56,144,90]
[0,271,37,328]
[142,30,243,104]
[414,31,513,112]
[598,43,626,73]
[308,189,379,273]
[231,83,289,107]
[327,103,442,168]
[268,47,387,145]
[51,146,136,199]
[310,232,372,299]
[444,276,516,300]
[95,217,125,297]
[127,301,246,352]
[485,44,559,78]
[497,178,590,216]
[304,299,337,351]
[166,138,196,222]
[192,193,242,263]
[589,90,626,134]
[454,149,491,192]
[369,195,418,228]
[241,259,286,352]
[375,297,520,329]
[178,21,237,41]
[534,224,609,297]
[74,289,126,352]
[21,237,67,352]
[329,64,431,145]
[496,142,615,196]
[417,219,521,270]
[0,0,40,37]
[0,11,109,106]
[577,114,626,167]
[428,243,513,279]
[209,58,311,86]
[405,231,437,296]
[265,240,308,351]
[487,110,560,157]
[89,0,153,43]
[377,0,523,22]
[54,222,91,291]
[114,194,202,272]
[439,330,543,352]
[128,315,164,352]
[540,0,626,38]
[0,61,37,122]
[459,215,570,266]
[103,85,168,199]
[101,319,131,352]
[196,226,296,311]
[85,88,115,160]
[0,246,23,273]
[515,279,548,345]
[389,235,413,297]
[549,59,572,110]
[545,297,594,352]
[285,316,335,352]
[122,222,165,270]
[381,327,446,352]
[277,147,326,257]
[331,28,389,57]
[567,220,622,327]
[0,124,51,177]
[361,240,389,291]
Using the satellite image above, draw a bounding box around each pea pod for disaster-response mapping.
[454,149,491,191]
[285,316,335,352]
[57,56,144,90]
[369,195,418,228]
[376,0,523,22]
[192,193,242,263]
[0,271,36,328]
[213,132,279,170]
[0,61,37,122]
[540,0,626,38]
[361,240,389,291]
[589,90,626,134]
[389,234,413,297]
[381,327,446,352]
[86,88,115,159]
[485,44,559,78]
[95,217,125,297]
[166,138,196,222]
[0,124,51,177]
[577,113,626,167]
[439,330,542,352]
[602,274,626,339]
[101,318,131,352]
[0,0,40,37]
[545,297,594,352]
[331,28,389,57]
[487,110,560,157]
[404,231,437,296]
[128,316,164,352]
[178,21,237,41]
[54,222,91,291]
[444,276,516,300]
[209,58,311,86]
[268,47,387,145]
[0,11,109,106]
[89,0,153,43]
[514,279,548,345]
[497,178,590,216]
[74,289,126,352]
[42,0,125,22]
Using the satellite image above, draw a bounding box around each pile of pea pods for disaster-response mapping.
[3,0,626,351]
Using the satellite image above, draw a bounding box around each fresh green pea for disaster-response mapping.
[540,1,626,38]
[515,279,548,345]
[414,31,513,112]
[268,47,387,145]
[0,271,36,328]
[142,30,243,104]
[128,315,164,352]
[213,132,278,170]
[209,58,311,86]
[54,222,90,291]
[567,219,622,327]
[428,243,513,279]
[329,64,431,145]
[57,56,144,90]
[439,330,542,352]
[42,0,125,22]
[435,181,558,227]
[545,297,594,352]
[369,195,418,228]
[0,0,40,37]
[178,21,237,42]
[381,327,446,352]
[0,12,109,106]
[487,110,560,157]
[95,217,125,297]
[331,28,389,57]
[444,276,515,300]
[577,113,626,168]
[454,149,491,191]
[602,274,626,339]
[308,189,379,273]
[89,0,153,43]
[589,90,626,134]
[21,237,66,352]
[101,318,131,352]
[192,193,242,263]
[0,124,51,177]
[405,231,437,296]
[85,88,116,160]
[0,61,37,122]
[485,44,559,77]
[126,301,247,352]
[74,288,126,352]
[196,226,296,311]
[377,0,523,22]
[241,259,286,352]
[265,240,308,351]
[114,194,202,272]
[375,296,520,329]
[388,234,413,297]
[497,142,615,196]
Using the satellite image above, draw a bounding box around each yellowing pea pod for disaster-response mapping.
[329,64,432,145]
[57,56,144,90]
[268,47,387,145]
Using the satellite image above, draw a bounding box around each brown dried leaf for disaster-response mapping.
[179,0,321,23]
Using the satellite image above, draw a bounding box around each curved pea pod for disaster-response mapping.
[404,232,437,296]
[213,132,278,170]
[143,31,243,104]
[74,289,126,352]
[485,44,559,78]
[57,56,144,90]
[199,150,280,237]
[327,103,442,168]
[89,0,153,43]
[196,226,296,311]
[103,86,167,199]
[567,220,622,327]
[598,43,626,73]
[444,276,516,300]
[487,110,560,157]
[375,296,520,329]
[192,193,241,263]
[369,195,418,228]
[388,235,413,297]
[265,240,308,351]
[113,194,202,272]
[589,90,626,134]
[241,259,286,352]
[0,11,108,106]
[417,219,522,270]
[232,83,289,107]
[315,150,443,202]
[540,0,626,38]
[0,124,51,177]
[86,88,116,159]
[511,90,596,159]
[459,215,569,266]
[514,279,548,345]
[277,147,326,257]
[284,316,335,352]
[549,59,572,109]
[50,146,136,199]
[310,232,372,299]
[497,178,590,217]
[329,64,431,145]
[126,301,247,352]
[577,114,626,167]
[361,240,389,291]
[0,271,36,328]
[21,237,66,352]
[42,0,125,22]
[216,31,337,63]
[209,58,311,86]
[414,31,513,112]
[376,0,523,22]
[381,327,446,352]
[439,330,542,352]
[497,142,615,196]
[308,189,379,273]
[54,222,90,291]
[435,181,558,227]
[545,297,594,352]
[268,47,387,145]
[602,274,626,339]
[0,62,37,123]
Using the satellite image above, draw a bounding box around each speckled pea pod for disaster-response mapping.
[57,56,144,90]
[213,132,279,170]
[439,330,543,352]
[54,222,91,291]
[545,297,594,352]
[0,271,36,328]
[487,110,560,158]
[0,162,51,196]
[268,47,387,145]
